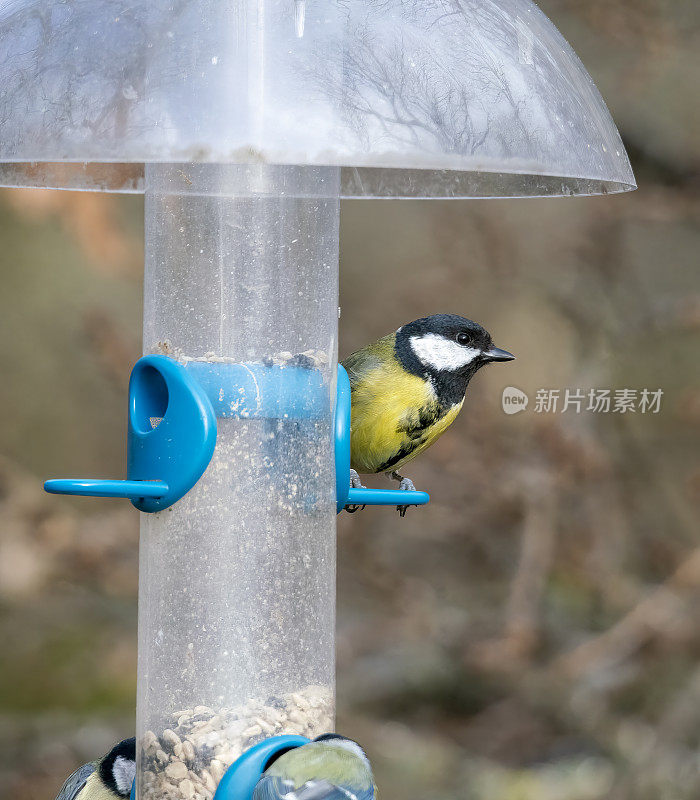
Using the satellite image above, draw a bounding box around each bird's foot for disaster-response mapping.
[389,471,417,516]
[346,469,367,513]
[390,471,416,492]
[350,469,366,489]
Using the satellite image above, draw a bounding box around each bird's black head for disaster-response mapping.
[99,737,136,798]
[395,314,514,404]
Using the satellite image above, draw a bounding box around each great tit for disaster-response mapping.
[342,314,514,511]
[253,734,376,800]
[55,737,136,800]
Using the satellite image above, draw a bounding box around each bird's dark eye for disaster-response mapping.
[456,332,471,346]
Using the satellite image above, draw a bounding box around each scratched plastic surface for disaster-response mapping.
[0,0,634,197]
[136,164,338,800]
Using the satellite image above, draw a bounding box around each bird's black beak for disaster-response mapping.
[483,346,515,363]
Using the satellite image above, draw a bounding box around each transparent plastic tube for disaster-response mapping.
[136,164,339,800]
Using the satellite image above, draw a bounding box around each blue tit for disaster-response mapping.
[252,734,376,800]
[342,314,514,510]
[55,737,136,800]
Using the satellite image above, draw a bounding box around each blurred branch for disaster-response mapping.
[554,547,700,680]
[502,469,558,660]
[468,464,558,666]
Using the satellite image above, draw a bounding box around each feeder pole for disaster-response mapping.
[137,163,339,795]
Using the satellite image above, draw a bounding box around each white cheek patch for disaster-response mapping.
[410,333,480,371]
[112,756,136,796]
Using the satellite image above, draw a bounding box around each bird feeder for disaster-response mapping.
[0,1,634,798]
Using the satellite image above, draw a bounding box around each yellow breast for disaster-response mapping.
[348,359,463,474]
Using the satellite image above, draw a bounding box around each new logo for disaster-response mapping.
[502,386,529,415]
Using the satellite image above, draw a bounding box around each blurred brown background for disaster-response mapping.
[1,1,699,798]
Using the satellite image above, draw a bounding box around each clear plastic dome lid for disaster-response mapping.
[0,0,635,198]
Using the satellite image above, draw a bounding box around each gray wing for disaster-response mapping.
[341,334,396,390]
[341,350,381,389]
[254,776,374,800]
[55,762,96,800]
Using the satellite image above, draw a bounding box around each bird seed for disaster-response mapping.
[139,685,332,800]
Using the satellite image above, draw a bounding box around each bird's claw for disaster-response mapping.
[390,472,417,516]
[350,469,365,489]
[346,469,367,513]
[398,476,416,492]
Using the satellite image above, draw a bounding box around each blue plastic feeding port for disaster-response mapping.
[214,735,310,800]
[44,358,428,514]
[127,357,217,511]
[335,366,430,513]
[184,362,328,420]
[44,355,217,512]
